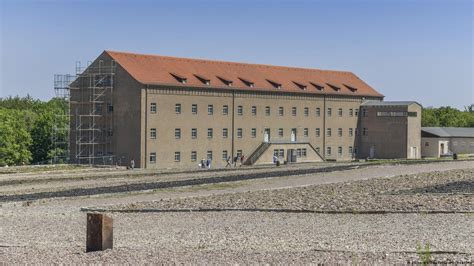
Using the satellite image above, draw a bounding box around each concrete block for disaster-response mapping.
[86,213,113,252]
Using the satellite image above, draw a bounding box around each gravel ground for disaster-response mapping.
[1,161,473,264]
[102,169,474,213]
[1,211,472,264]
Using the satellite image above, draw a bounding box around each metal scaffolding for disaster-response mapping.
[51,74,75,164]
[70,60,116,165]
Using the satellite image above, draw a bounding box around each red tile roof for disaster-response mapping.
[105,50,383,98]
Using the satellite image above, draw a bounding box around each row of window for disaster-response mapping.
[150,149,244,163]
[150,127,368,139]
[273,148,308,158]
[149,145,356,163]
[151,103,362,117]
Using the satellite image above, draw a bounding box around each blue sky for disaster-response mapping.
[0,0,472,108]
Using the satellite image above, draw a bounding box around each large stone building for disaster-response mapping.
[69,50,421,168]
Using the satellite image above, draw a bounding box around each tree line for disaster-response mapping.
[0,96,473,166]
[0,95,68,166]
[421,105,474,127]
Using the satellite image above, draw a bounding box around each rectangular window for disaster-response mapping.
[223,128,228,138]
[208,128,213,139]
[175,128,181,139]
[304,107,309,116]
[408,112,417,117]
[150,103,157,113]
[316,107,321,117]
[265,106,271,116]
[349,108,353,117]
[251,128,257,138]
[327,108,332,117]
[292,107,297,116]
[237,128,243,138]
[278,128,284,137]
[363,128,368,136]
[273,149,279,157]
[191,128,197,139]
[338,128,342,137]
[150,152,156,163]
[191,151,197,162]
[304,128,308,137]
[252,106,257,116]
[279,107,284,116]
[107,104,114,113]
[208,104,214,115]
[236,150,243,158]
[296,148,302,157]
[174,152,181,162]
[349,146,353,155]
[316,128,320,137]
[338,108,343,117]
[279,149,284,158]
[237,105,243,116]
[327,147,332,156]
[175,104,181,114]
[349,128,353,137]
[192,104,198,114]
[222,150,228,160]
[223,105,228,115]
[338,146,343,156]
[150,128,157,139]
[327,128,332,137]
[362,109,368,117]
[355,108,359,116]
[207,151,213,160]
[302,148,307,157]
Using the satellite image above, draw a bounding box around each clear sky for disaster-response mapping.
[0,0,472,108]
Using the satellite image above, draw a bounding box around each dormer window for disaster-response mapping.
[217,76,233,86]
[267,79,282,89]
[239,77,254,88]
[293,81,307,90]
[170,73,187,84]
[326,83,341,92]
[344,84,358,93]
[194,74,210,85]
[310,82,324,91]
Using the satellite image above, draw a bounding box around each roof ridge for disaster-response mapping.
[104,50,354,75]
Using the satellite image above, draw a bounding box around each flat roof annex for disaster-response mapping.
[104,50,384,98]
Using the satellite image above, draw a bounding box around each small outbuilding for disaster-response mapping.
[421,127,474,158]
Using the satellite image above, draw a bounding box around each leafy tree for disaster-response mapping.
[422,105,474,127]
[0,108,33,166]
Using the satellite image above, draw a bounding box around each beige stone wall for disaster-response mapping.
[143,86,370,168]
[406,104,422,158]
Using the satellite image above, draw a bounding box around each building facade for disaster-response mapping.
[421,127,474,157]
[69,51,420,168]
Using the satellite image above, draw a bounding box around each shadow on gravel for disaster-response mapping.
[80,207,472,214]
[0,164,360,203]
[392,181,474,195]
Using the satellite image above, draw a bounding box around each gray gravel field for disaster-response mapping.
[0,161,473,264]
[103,169,474,213]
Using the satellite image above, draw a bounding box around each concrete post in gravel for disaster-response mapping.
[86,213,113,252]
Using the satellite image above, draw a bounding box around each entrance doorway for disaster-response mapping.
[264,128,270,142]
[369,146,375,158]
[440,143,445,155]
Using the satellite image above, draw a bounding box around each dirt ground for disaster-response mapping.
[0,160,473,264]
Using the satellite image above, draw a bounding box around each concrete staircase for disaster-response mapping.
[244,142,271,165]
